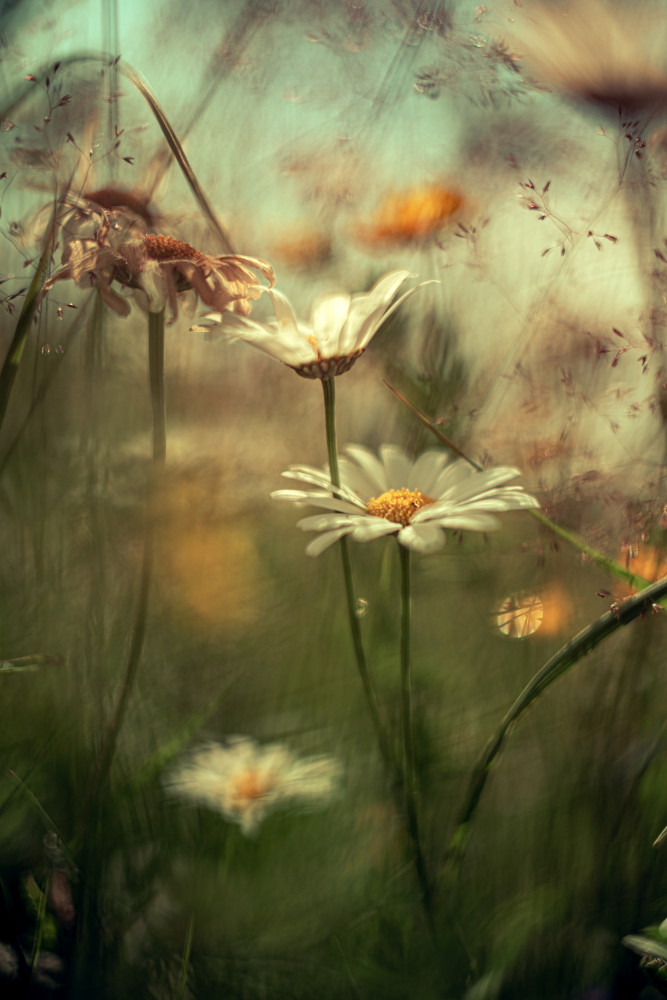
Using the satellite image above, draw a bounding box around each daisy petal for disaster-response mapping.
[398,523,446,553]
[305,528,352,556]
[344,445,388,493]
[379,444,412,488]
[350,519,400,542]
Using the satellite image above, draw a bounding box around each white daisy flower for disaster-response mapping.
[197,270,434,379]
[165,737,341,836]
[272,444,540,556]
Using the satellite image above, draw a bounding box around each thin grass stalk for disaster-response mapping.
[398,544,433,919]
[442,573,667,886]
[176,913,195,1000]
[28,870,49,987]
[382,379,653,592]
[85,310,166,813]
[0,203,58,436]
[321,378,395,775]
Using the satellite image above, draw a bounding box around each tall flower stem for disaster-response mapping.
[84,310,166,818]
[320,377,395,776]
[398,544,433,920]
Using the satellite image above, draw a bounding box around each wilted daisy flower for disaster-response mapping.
[165,737,341,835]
[197,270,433,379]
[42,205,274,319]
[272,444,539,555]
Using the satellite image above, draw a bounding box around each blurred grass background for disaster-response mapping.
[1,0,667,997]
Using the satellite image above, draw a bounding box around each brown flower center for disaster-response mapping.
[291,349,364,380]
[366,488,434,526]
[143,233,205,265]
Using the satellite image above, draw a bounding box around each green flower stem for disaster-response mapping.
[320,377,395,775]
[399,544,433,917]
[382,379,653,591]
[84,310,166,819]
[441,572,667,887]
[321,377,436,931]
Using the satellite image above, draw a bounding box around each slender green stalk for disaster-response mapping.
[320,378,395,774]
[28,871,49,986]
[382,379,653,591]
[442,572,667,886]
[398,544,433,917]
[85,311,166,814]
[176,913,195,1000]
[0,204,58,436]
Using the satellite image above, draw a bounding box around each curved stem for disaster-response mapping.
[442,572,667,886]
[84,310,166,818]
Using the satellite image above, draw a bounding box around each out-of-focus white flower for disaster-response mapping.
[165,737,341,835]
[42,206,274,319]
[197,270,434,379]
[272,444,539,555]
[511,0,667,112]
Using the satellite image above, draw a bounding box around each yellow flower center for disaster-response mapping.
[366,488,434,526]
[143,233,204,265]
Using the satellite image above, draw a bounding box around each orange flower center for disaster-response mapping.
[366,488,434,526]
[143,233,204,265]
[230,769,276,805]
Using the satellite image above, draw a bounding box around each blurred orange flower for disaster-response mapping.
[496,583,574,638]
[615,543,667,598]
[270,229,332,269]
[355,183,463,247]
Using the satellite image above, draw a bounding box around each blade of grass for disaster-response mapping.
[176,912,195,1000]
[121,66,233,252]
[0,203,58,435]
[441,573,667,885]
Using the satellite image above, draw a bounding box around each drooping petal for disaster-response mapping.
[350,519,400,542]
[272,493,363,515]
[425,511,501,532]
[267,288,300,334]
[297,513,357,530]
[398,522,446,553]
[304,527,353,556]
